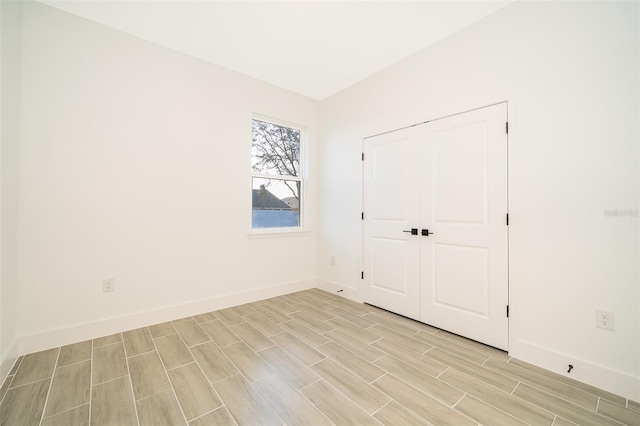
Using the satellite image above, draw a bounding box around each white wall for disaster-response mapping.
[0,0,23,379]
[317,1,639,400]
[14,2,318,350]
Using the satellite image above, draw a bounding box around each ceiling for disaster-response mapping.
[39,1,512,100]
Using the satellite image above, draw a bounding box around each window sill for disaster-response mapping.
[248,227,311,239]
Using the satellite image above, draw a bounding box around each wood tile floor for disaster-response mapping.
[1,288,639,425]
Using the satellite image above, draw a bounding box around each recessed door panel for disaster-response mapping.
[372,238,410,295]
[433,243,489,317]
[434,122,488,224]
[372,141,409,221]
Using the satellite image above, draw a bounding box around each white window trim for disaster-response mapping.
[249,114,308,236]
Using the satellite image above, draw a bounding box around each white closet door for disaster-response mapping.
[420,103,508,350]
[363,126,421,320]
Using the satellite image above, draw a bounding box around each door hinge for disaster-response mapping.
[506,213,509,226]
[362,153,365,161]
[361,212,364,220]
[506,122,509,134]
[506,305,510,318]
[361,271,364,279]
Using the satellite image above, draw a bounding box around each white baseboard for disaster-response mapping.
[316,279,362,303]
[17,278,316,356]
[510,339,640,401]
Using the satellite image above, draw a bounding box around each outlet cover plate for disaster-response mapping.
[103,279,115,293]
[596,310,614,331]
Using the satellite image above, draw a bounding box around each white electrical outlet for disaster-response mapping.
[596,310,614,331]
[103,278,115,293]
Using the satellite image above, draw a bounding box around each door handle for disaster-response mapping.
[403,228,418,235]
[421,229,434,236]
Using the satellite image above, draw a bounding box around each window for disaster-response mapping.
[251,117,304,230]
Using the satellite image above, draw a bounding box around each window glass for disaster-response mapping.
[251,118,303,229]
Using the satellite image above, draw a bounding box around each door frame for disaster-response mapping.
[360,96,519,353]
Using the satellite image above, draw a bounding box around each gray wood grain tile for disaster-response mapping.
[44,359,91,416]
[193,312,217,323]
[127,351,171,400]
[173,318,211,347]
[92,343,128,385]
[372,338,447,377]
[415,331,490,364]
[553,416,580,426]
[230,322,274,351]
[190,342,238,382]
[122,327,155,357]
[364,312,433,337]
[293,303,336,320]
[257,346,318,389]
[213,374,283,426]
[91,376,137,426]
[300,379,382,426]
[168,362,222,421]
[231,302,257,316]
[374,355,463,406]
[327,316,381,343]
[5,291,636,426]
[311,358,390,414]
[326,298,371,316]
[373,400,430,426]
[439,367,555,425]
[485,357,599,411]
[215,308,246,326]
[243,312,284,336]
[0,378,50,426]
[251,302,291,324]
[293,296,337,312]
[274,293,306,306]
[57,340,92,367]
[328,307,376,328]
[11,348,59,387]
[270,332,326,366]
[435,329,509,360]
[264,297,302,314]
[189,407,237,426]
[148,321,176,338]
[254,375,331,426]
[369,324,431,353]
[93,333,122,348]
[41,404,89,426]
[324,329,385,362]
[279,319,329,347]
[372,374,475,425]
[221,342,274,383]
[426,347,518,393]
[199,320,240,347]
[289,311,334,334]
[154,334,194,370]
[598,398,640,425]
[455,394,527,425]
[136,389,187,426]
[317,341,385,383]
[513,382,621,426]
